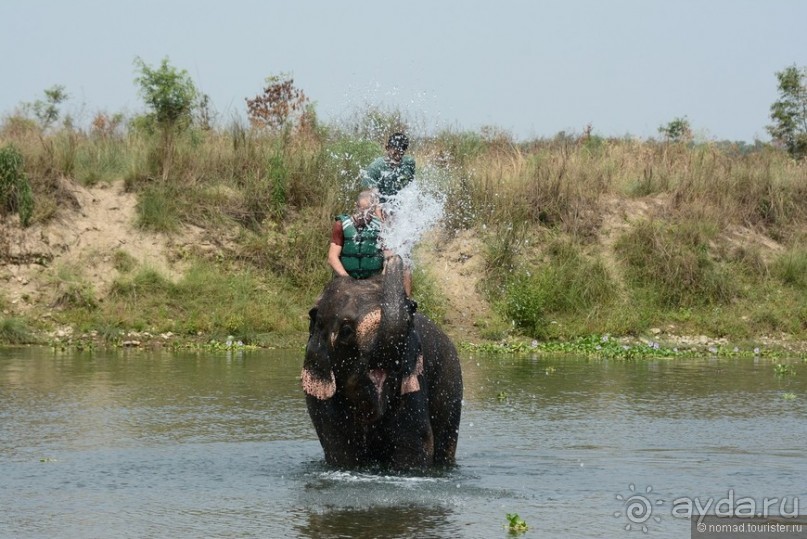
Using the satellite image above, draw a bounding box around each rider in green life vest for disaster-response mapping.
[337,213,384,278]
[328,190,386,280]
[361,132,415,204]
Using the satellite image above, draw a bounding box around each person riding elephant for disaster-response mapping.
[328,190,384,280]
[302,256,462,470]
[361,132,415,206]
[327,190,413,297]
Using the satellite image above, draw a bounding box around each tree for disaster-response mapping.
[134,56,198,130]
[22,85,68,131]
[246,74,308,131]
[767,64,807,159]
[658,116,692,143]
[133,56,198,179]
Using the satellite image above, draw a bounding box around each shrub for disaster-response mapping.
[772,249,807,290]
[616,220,737,307]
[133,56,198,179]
[501,240,614,337]
[136,184,182,232]
[0,317,36,344]
[246,74,309,131]
[658,116,693,143]
[50,265,98,310]
[0,144,34,226]
[112,249,138,273]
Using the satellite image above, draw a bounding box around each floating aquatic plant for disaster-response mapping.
[505,513,529,534]
[774,364,796,376]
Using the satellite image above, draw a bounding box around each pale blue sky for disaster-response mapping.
[2,0,805,141]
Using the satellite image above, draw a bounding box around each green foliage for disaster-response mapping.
[501,240,615,338]
[1,96,806,345]
[102,262,306,340]
[112,249,138,273]
[410,264,447,325]
[323,137,381,189]
[433,130,486,167]
[109,268,175,299]
[772,249,807,290]
[50,265,98,310]
[463,333,795,360]
[658,116,692,143]
[505,513,528,534]
[133,57,197,130]
[235,210,332,293]
[133,56,198,180]
[24,85,68,130]
[482,223,528,278]
[136,184,182,232]
[348,106,408,142]
[767,64,807,159]
[0,317,36,344]
[616,220,737,308]
[0,144,34,226]
[265,150,288,220]
[75,128,128,186]
[774,363,796,376]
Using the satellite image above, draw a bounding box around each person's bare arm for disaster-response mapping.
[328,243,349,277]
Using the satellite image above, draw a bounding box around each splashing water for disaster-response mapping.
[380,180,445,267]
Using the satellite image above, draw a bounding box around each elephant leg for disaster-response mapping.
[431,397,461,466]
[307,396,367,467]
[385,391,434,470]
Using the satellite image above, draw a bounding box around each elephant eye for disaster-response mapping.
[337,321,355,343]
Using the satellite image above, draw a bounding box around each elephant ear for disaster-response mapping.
[302,308,336,400]
[301,367,336,400]
[308,306,318,335]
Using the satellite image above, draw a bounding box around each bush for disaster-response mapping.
[0,316,36,344]
[501,240,614,337]
[136,184,182,232]
[0,144,34,226]
[772,249,807,290]
[616,220,737,307]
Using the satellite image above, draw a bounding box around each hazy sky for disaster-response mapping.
[2,0,806,142]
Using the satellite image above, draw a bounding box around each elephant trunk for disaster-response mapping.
[378,255,410,353]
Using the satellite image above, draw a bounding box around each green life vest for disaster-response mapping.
[339,214,384,279]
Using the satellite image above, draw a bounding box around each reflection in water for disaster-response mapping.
[296,503,453,539]
[294,468,461,538]
[0,346,805,538]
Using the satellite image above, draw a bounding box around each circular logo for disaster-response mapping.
[614,484,665,532]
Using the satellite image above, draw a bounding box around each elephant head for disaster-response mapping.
[302,256,419,423]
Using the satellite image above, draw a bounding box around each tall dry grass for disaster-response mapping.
[1,115,806,342]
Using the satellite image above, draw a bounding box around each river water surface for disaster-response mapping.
[1,346,805,538]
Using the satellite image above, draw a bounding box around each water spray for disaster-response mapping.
[379,180,445,268]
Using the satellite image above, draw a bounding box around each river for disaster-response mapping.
[1,346,804,538]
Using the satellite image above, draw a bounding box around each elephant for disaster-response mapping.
[302,256,463,470]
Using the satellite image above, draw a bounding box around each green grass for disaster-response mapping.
[69,261,310,343]
[772,249,807,290]
[0,316,37,344]
[410,263,447,325]
[615,219,737,308]
[498,239,616,339]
